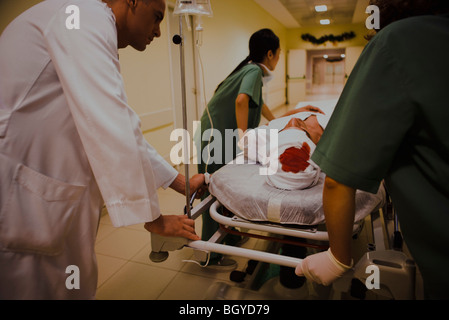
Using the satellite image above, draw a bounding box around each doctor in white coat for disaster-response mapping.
[0,0,204,299]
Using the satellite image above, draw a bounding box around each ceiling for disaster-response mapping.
[254,0,370,28]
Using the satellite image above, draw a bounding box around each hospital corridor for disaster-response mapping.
[1,0,447,302]
[94,97,424,301]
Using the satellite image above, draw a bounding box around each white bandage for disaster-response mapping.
[204,172,210,185]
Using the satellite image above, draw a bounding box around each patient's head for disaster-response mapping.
[280,116,324,144]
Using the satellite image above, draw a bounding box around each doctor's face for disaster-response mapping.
[126,0,166,51]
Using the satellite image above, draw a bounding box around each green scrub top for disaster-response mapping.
[199,63,264,174]
[312,14,449,299]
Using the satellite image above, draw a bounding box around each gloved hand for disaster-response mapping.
[295,248,353,286]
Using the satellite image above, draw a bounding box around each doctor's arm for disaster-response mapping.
[169,173,207,199]
[295,176,355,285]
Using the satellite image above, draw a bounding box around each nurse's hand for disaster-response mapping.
[282,105,325,117]
[295,248,353,286]
[144,215,200,241]
[297,105,325,114]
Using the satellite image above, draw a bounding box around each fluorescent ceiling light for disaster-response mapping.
[315,5,328,12]
[320,19,330,25]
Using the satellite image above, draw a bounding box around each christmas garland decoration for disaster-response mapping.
[301,31,356,45]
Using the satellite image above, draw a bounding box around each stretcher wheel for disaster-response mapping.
[229,260,259,283]
[230,270,247,283]
[149,251,169,263]
[246,260,258,275]
[350,278,367,299]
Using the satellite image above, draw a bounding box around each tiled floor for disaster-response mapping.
[94,88,423,300]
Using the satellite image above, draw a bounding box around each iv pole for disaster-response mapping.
[173,16,192,218]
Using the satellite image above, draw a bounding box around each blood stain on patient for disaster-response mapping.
[279,142,311,173]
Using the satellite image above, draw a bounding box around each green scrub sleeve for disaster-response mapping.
[238,67,263,108]
[311,35,416,194]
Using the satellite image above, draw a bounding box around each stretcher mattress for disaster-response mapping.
[209,159,386,226]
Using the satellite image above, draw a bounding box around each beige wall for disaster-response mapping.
[0,0,43,33]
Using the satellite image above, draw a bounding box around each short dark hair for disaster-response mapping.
[370,0,449,30]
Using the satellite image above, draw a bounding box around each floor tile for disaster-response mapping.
[95,227,150,260]
[157,271,234,300]
[96,254,128,287]
[96,261,178,300]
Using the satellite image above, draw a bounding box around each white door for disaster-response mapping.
[287,49,307,105]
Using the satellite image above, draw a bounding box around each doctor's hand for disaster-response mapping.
[169,173,207,199]
[295,248,353,286]
[144,215,200,241]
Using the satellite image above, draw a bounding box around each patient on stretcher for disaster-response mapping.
[238,110,329,191]
[209,100,385,226]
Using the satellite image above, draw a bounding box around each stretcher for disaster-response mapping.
[150,181,417,300]
[150,158,386,263]
[150,99,417,299]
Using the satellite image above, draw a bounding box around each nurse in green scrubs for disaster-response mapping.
[295,0,449,299]
[197,29,319,268]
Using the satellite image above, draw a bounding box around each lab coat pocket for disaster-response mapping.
[0,163,86,255]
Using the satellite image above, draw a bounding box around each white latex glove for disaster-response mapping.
[295,248,353,286]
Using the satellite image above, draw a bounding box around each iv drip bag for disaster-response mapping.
[173,0,213,16]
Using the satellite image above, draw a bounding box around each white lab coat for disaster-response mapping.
[0,0,178,299]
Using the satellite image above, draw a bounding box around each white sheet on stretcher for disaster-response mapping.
[208,155,386,226]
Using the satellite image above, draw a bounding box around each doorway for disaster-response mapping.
[307,49,346,98]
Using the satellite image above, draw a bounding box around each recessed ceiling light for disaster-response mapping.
[320,19,330,25]
[315,5,328,12]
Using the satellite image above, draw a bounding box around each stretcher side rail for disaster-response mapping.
[149,195,303,268]
[209,200,364,242]
[150,195,366,268]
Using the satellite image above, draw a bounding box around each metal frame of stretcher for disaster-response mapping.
[150,193,367,269]
[150,190,418,299]
[150,195,303,268]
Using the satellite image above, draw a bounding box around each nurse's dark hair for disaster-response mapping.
[215,28,280,92]
[367,0,449,38]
